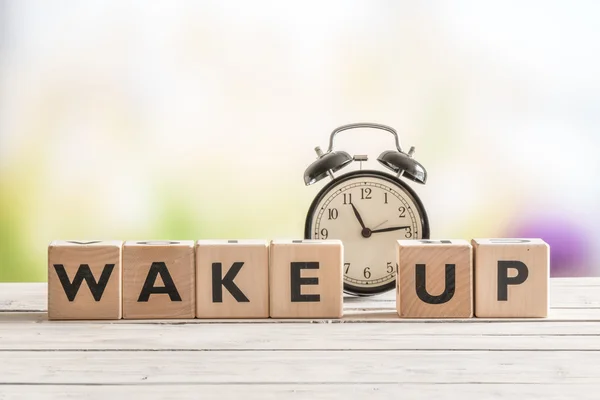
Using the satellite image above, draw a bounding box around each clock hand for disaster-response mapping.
[349,202,366,230]
[370,225,411,234]
[372,219,388,230]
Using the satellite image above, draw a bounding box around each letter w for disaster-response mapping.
[53,264,115,301]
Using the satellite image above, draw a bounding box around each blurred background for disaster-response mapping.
[0,1,598,282]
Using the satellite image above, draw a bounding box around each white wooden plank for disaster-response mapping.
[1,350,599,384]
[0,321,599,351]
[0,283,46,311]
[2,384,600,400]
[549,278,600,286]
[1,278,599,398]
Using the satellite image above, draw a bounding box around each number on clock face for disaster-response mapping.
[308,175,424,290]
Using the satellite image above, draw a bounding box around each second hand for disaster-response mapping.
[371,220,388,230]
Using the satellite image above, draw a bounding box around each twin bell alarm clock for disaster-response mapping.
[303,123,430,296]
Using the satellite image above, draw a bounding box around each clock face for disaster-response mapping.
[305,170,429,295]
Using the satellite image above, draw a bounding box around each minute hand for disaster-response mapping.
[370,226,411,234]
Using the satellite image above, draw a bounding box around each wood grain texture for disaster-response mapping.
[196,240,269,318]
[2,384,600,400]
[47,240,122,320]
[1,320,600,350]
[123,241,195,319]
[397,239,473,318]
[473,238,549,318]
[269,240,343,319]
[0,278,598,399]
[1,350,600,384]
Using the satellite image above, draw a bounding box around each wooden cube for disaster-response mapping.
[397,239,473,318]
[47,240,122,320]
[473,238,550,318]
[196,240,269,318]
[269,239,343,319]
[123,241,195,319]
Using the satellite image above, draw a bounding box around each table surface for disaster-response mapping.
[0,278,599,399]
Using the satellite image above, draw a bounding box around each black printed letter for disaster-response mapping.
[212,262,249,303]
[415,264,456,304]
[497,260,528,301]
[53,264,115,302]
[290,262,320,302]
[137,262,182,302]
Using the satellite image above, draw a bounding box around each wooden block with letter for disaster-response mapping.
[47,240,122,320]
[269,239,343,319]
[397,239,473,318]
[123,240,195,319]
[196,239,269,318]
[473,238,550,318]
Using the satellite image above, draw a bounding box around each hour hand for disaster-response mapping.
[349,203,366,229]
[370,225,410,234]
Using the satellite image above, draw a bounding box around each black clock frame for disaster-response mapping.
[304,169,430,296]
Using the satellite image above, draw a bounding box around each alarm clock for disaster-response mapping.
[303,123,430,296]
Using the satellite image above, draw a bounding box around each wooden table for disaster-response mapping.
[1,278,599,399]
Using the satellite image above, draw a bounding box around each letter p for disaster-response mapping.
[497,260,529,301]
